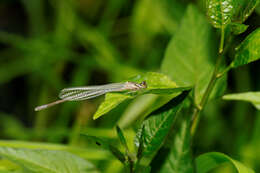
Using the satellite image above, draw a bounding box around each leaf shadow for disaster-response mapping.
[145,90,190,119]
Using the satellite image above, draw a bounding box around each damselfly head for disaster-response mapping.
[139,81,147,89]
[124,81,147,90]
[132,81,147,89]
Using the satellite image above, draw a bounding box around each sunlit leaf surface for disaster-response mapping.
[0,147,98,173]
[223,92,260,110]
[196,152,255,173]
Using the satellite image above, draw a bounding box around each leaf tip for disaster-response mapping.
[93,113,101,120]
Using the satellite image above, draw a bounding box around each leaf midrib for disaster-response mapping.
[145,109,175,154]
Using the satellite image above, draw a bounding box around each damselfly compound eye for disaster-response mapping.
[140,81,147,88]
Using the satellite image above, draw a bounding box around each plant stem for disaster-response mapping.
[190,28,235,137]
[219,25,225,53]
[216,65,231,78]
[216,35,235,78]
[191,52,223,136]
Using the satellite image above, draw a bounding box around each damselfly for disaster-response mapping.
[35,81,147,111]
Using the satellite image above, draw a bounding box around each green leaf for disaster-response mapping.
[161,5,225,104]
[231,28,260,68]
[223,92,260,110]
[136,126,145,160]
[0,140,109,161]
[135,91,189,163]
[118,95,160,128]
[0,159,23,173]
[116,126,129,152]
[195,152,255,173]
[230,23,249,35]
[81,135,126,163]
[0,147,98,173]
[206,0,235,28]
[159,113,193,173]
[232,0,260,23]
[93,72,190,119]
[93,93,132,120]
[118,94,180,128]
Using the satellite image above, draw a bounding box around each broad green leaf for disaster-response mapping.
[135,91,189,163]
[223,92,260,110]
[81,135,125,163]
[93,93,132,120]
[232,0,260,23]
[0,159,22,172]
[206,0,235,28]
[103,160,124,173]
[93,72,190,119]
[0,147,98,173]
[230,23,249,35]
[130,0,185,73]
[196,152,255,173]
[159,114,193,173]
[161,5,225,104]
[231,28,260,68]
[0,140,109,161]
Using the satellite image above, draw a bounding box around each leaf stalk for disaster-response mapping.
[219,26,225,53]
[191,52,223,136]
[191,31,234,137]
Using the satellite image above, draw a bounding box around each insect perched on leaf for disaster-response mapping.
[35,81,147,111]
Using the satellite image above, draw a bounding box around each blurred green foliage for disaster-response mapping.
[0,0,259,172]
